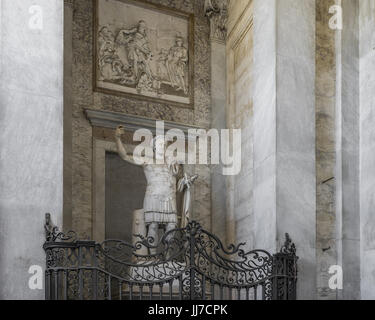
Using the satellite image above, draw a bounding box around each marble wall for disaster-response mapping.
[0,0,64,299]
[359,0,375,300]
[69,0,212,237]
[252,0,317,299]
[340,0,361,299]
[226,0,254,248]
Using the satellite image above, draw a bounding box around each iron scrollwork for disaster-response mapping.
[45,213,77,242]
[43,215,298,300]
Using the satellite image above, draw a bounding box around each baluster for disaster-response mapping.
[92,246,98,301]
[219,285,223,300]
[283,257,287,300]
[179,275,183,300]
[119,281,122,300]
[210,282,214,300]
[237,287,241,300]
[262,283,266,300]
[159,284,163,300]
[78,246,83,300]
[78,269,83,300]
[149,284,153,300]
[140,284,144,300]
[93,269,97,300]
[45,270,50,300]
[202,276,206,300]
[254,285,258,300]
[54,271,58,300]
[63,270,68,300]
[129,283,133,300]
[169,280,173,300]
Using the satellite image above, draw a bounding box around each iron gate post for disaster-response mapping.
[189,222,196,300]
[271,234,298,300]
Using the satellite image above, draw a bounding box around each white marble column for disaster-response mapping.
[252,0,316,299]
[337,0,361,300]
[359,0,375,300]
[0,0,64,299]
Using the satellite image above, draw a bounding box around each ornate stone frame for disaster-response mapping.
[93,0,195,109]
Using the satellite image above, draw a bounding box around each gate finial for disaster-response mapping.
[280,233,296,255]
[44,213,76,243]
[45,213,58,242]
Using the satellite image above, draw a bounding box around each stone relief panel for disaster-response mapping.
[71,0,211,237]
[95,0,194,107]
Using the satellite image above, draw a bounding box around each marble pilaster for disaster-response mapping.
[0,0,64,299]
[359,0,375,300]
[253,0,316,299]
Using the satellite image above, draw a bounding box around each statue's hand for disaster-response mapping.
[115,125,125,138]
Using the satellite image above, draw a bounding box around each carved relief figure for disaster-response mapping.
[116,20,154,83]
[165,36,188,94]
[98,26,125,81]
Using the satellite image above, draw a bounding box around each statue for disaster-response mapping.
[115,126,196,254]
[177,173,198,228]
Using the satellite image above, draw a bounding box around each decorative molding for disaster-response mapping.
[85,109,205,141]
[204,0,228,43]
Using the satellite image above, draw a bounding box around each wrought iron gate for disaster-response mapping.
[44,216,298,300]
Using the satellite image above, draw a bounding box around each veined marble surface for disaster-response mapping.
[0,0,64,299]
[360,0,375,300]
[253,0,316,299]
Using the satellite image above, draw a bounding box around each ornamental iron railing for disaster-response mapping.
[43,214,298,300]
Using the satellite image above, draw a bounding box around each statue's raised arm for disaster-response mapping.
[115,125,140,166]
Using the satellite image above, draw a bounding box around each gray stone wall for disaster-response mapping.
[0,0,64,299]
[70,0,212,237]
